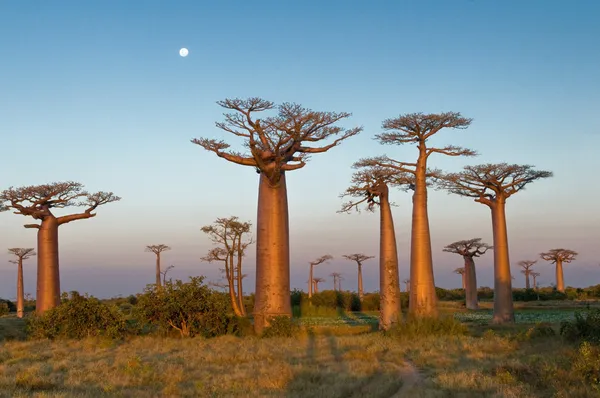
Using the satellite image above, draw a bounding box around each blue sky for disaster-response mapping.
[1,0,599,299]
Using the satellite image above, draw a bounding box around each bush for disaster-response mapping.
[261,316,299,338]
[516,322,556,341]
[27,291,127,339]
[386,316,467,338]
[135,276,231,338]
[573,341,600,386]
[560,309,600,344]
[435,287,465,301]
[227,316,255,337]
[0,302,9,317]
[513,288,539,302]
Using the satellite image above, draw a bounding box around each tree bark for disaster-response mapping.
[253,172,291,334]
[236,256,245,316]
[308,264,314,299]
[357,264,364,302]
[17,259,24,318]
[408,155,438,317]
[525,273,531,289]
[379,190,402,330]
[155,254,161,288]
[463,256,479,310]
[36,217,60,314]
[556,260,565,292]
[461,273,466,290]
[490,201,514,323]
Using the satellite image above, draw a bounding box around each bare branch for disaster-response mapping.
[57,191,121,225]
[426,145,477,158]
[443,238,492,258]
[8,248,36,261]
[146,244,172,255]
[453,267,465,275]
[376,112,473,145]
[540,248,578,264]
[342,253,375,266]
[309,254,333,267]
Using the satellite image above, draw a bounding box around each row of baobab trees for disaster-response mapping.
[1,97,571,333]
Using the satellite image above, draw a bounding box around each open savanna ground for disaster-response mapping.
[1,302,600,398]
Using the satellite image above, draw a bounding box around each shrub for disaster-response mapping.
[0,302,9,317]
[573,341,600,386]
[27,291,127,339]
[361,293,380,311]
[127,295,138,305]
[227,316,255,337]
[135,276,231,338]
[386,316,467,338]
[261,316,299,338]
[435,287,465,301]
[516,322,556,341]
[560,309,600,344]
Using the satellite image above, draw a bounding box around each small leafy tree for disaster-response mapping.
[135,276,230,338]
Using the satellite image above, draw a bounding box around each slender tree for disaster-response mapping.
[312,277,325,293]
[0,182,120,313]
[8,248,36,318]
[340,164,413,329]
[441,163,553,323]
[201,217,253,316]
[403,278,410,293]
[453,267,466,289]
[531,272,540,289]
[443,238,491,310]
[146,244,171,289]
[518,260,537,289]
[540,249,578,292]
[192,98,361,332]
[308,255,332,298]
[161,265,175,285]
[330,272,342,291]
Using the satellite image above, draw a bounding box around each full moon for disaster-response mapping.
[179,48,189,57]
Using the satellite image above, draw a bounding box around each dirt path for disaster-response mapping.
[392,358,423,396]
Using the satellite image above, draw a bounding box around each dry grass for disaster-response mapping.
[0,315,598,397]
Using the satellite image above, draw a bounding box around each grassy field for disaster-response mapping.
[1,303,599,397]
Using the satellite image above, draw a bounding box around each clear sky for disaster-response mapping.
[1,0,599,299]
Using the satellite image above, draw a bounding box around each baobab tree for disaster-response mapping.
[312,277,325,293]
[365,112,475,318]
[201,216,253,316]
[531,272,540,289]
[518,260,537,289]
[402,278,410,293]
[145,244,171,289]
[441,163,553,323]
[340,164,413,329]
[0,182,120,313]
[192,98,361,332]
[453,267,466,289]
[8,248,36,318]
[540,248,578,292]
[330,272,342,291]
[161,265,175,285]
[443,238,491,310]
[308,255,333,298]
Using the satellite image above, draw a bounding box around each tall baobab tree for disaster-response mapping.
[8,248,36,318]
[441,163,553,323]
[453,267,466,289]
[330,272,342,291]
[518,260,537,289]
[531,272,540,289]
[342,254,374,302]
[402,278,410,293]
[308,255,333,298]
[443,238,491,310]
[312,277,325,294]
[201,217,253,316]
[540,249,578,292]
[0,182,120,313]
[340,164,413,330]
[192,98,361,332]
[145,244,171,289]
[365,112,475,318]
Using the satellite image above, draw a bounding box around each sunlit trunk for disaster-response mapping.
[17,259,24,318]
[253,172,291,334]
[313,280,319,294]
[533,275,538,290]
[461,273,466,290]
[236,254,245,316]
[556,260,565,292]
[308,264,314,299]
[463,256,479,310]
[357,264,364,301]
[525,272,531,289]
[379,189,402,330]
[490,201,514,323]
[36,216,60,314]
[408,155,438,317]
[155,254,161,288]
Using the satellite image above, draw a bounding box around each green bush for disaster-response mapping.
[435,287,465,301]
[573,341,600,386]
[386,316,467,338]
[516,322,556,341]
[227,316,255,337]
[261,316,299,338]
[0,302,9,317]
[560,309,600,344]
[512,288,539,302]
[135,276,231,338]
[27,291,127,339]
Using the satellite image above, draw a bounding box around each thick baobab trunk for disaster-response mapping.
[525,273,531,289]
[555,260,565,292]
[357,264,364,301]
[490,201,514,323]
[155,254,161,288]
[17,259,24,318]
[253,172,291,334]
[461,273,466,290]
[36,217,60,314]
[463,256,479,310]
[409,159,438,318]
[308,264,314,298]
[379,191,402,330]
